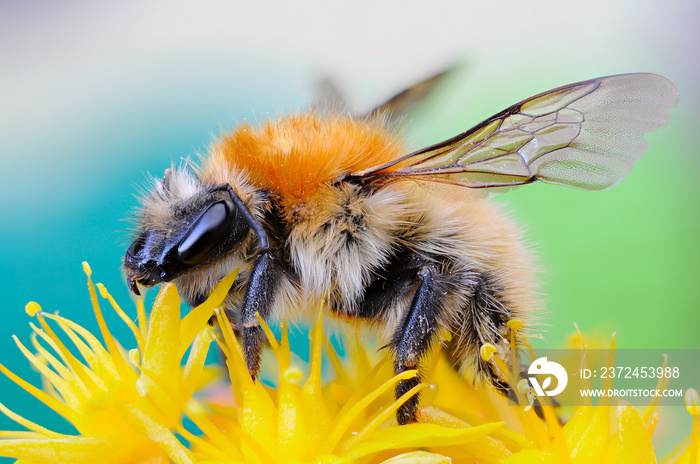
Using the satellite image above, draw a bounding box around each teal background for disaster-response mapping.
[0,0,698,458]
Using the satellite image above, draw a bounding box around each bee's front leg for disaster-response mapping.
[239,250,280,379]
[391,265,448,425]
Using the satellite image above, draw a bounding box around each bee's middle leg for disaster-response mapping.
[390,264,450,424]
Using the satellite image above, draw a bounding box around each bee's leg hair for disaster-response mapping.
[450,272,512,388]
[391,264,448,425]
[239,250,281,379]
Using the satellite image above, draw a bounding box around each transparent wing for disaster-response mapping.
[363,68,454,122]
[311,68,454,123]
[355,73,678,191]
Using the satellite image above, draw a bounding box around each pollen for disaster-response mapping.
[82,261,92,276]
[507,319,524,331]
[207,112,406,203]
[480,343,498,361]
[24,301,41,317]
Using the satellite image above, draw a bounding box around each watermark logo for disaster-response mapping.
[528,357,568,397]
[509,349,699,407]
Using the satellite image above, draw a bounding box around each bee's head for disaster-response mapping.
[124,167,250,295]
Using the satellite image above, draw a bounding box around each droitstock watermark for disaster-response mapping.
[508,349,700,407]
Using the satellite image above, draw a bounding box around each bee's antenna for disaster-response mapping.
[213,183,269,250]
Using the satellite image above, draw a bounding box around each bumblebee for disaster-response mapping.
[124,72,677,424]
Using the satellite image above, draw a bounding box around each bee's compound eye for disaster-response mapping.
[177,200,235,266]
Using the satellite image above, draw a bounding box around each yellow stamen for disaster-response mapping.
[326,336,352,386]
[323,369,418,453]
[176,425,233,462]
[480,343,498,362]
[12,334,88,408]
[339,382,425,453]
[25,302,41,317]
[642,353,668,424]
[517,379,536,412]
[257,312,282,355]
[686,388,700,416]
[97,282,144,351]
[329,356,389,431]
[352,331,374,379]
[128,348,140,367]
[507,320,524,331]
[34,314,104,395]
[303,308,325,396]
[439,327,452,342]
[181,401,245,461]
[29,333,74,383]
[0,361,80,424]
[282,366,304,384]
[646,414,658,437]
[84,269,132,382]
[0,401,69,439]
[40,315,118,382]
[136,298,147,342]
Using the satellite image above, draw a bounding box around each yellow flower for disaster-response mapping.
[0,263,697,463]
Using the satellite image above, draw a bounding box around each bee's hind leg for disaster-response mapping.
[390,264,451,425]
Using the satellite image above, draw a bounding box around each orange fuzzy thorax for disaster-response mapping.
[206,113,405,203]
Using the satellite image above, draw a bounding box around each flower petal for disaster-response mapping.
[603,402,656,464]
[140,283,183,426]
[301,310,332,454]
[502,449,559,464]
[0,436,137,464]
[342,421,503,460]
[182,327,217,395]
[117,401,193,464]
[420,405,513,463]
[564,404,610,463]
[379,450,452,463]
[178,268,238,357]
[277,368,314,461]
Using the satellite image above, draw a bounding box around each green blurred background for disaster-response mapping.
[0,0,698,457]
